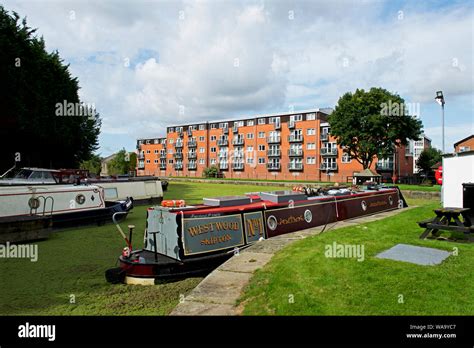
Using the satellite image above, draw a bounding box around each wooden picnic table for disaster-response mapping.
[418,207,474,241]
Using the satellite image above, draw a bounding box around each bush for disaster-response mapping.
[203,165,219,178]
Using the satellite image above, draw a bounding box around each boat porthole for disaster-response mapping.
[93,188,99,193]
[398,200,404,209]
[28,197,40,209]
[361,200,367,211]
[267,215,278,231]
[304,209,312,223]
[76,194,86,205]
[389,196,393,205]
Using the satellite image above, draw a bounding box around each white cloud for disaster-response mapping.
[3,0,472,154]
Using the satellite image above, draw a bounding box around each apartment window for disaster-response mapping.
[258,118,266,125]
[176,127,183,133]
[235,121,244,127]
[154,159,158,164]
[258,132,265,138]
[154,149,158,154]
[146,159,150,163]
[168,127,174,133]
[210,159,216,165]
[210,135,216,141]
[306,157,316,164]
[307,128,316,135]
[199,147,205,153]
[258,158,266,164]
[307,143,316,150]
[210,147,216,153]
[145,150,150,154]
[168,159,174,164]
[342,153,351,163]
[168,149,173,154]
[247,146,253,152]
[247,133,254,139]
[247,158,254,164]
[169,138,174,144]
[306,113,316,121]
[199,136,205,142]
[199,124,206,130]
[211,124,217,129]
[219,122,228,129]
[460,146,471,152]
[294,114,303,121]
[247,120,254,126]
[199,159,205,165]
[269,117,280,124]
[258,145,266,151]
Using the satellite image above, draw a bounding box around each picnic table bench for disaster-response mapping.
[418,207,474,241]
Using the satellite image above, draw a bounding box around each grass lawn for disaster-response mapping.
[0,181,285,315]
[169,177,441,192]
[238,198,473,315]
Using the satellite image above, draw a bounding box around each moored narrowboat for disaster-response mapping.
[107,185,407,284]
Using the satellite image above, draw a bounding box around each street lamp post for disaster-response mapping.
[435,91,445,153]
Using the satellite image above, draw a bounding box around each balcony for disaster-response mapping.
[376,163,394,171]
[232,137,245,146]
[288,163,304,171]
[267,136,281,144]
[174,152,183,159]
[288,148,304,157]
[288,121,295,129]
[233,152,244,159]
[232,162,244,170]
[219,162,229,170]
[217,139,228,146]
[320,133,329,141]
[222,127,229,134]
[138,152,145,160]
[174,163,183,170]
[267,149,281,157]
[267,162,281,171]
[159,163,166,170]
[321,148,338,156]
[187,152,197,159]
[175,141,183,148]
[137,161,145,169]
[320,163,338,171]
[178,131,184,138]
[188,139,197,147]
[288,134,303,143]
[159,152,166,158]
[187,163,197,170]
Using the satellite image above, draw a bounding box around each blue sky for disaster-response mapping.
[4,0,473,155]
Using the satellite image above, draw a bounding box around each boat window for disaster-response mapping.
[104,188,118,199]
[30,171,43,180]
[15,169,33,179]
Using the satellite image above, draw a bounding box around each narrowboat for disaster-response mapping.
[107,185,407,284]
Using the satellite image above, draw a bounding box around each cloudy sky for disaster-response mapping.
[4,0,473,155]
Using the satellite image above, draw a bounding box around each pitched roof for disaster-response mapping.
[354,168,381,177]
[454,134,474,147]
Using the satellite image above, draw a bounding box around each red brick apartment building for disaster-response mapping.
[454,135,474,153]
[136,108,414,182]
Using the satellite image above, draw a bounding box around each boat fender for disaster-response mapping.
[161,199,186,207]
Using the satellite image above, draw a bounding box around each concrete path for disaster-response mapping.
[170,207,415,316]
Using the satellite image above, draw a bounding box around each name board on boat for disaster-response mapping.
[182,214,245,256]
[243,211,265,243]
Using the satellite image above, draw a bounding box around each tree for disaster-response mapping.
[0,6,101,172]
[203,165,219,178]
[79,154,102,175]
[416,147,442,176]
[107,149,133,176]
[328,88,423,169]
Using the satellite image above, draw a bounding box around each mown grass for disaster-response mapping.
[238,198,473,315]
[0,181,284,315]
[169,176,441,192]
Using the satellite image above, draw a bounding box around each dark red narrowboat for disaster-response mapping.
[106,185,407,284]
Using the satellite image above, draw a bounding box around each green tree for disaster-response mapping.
[203,165,219,178]
[128,152,137,174]
[108,149,133,176]
[0,6,101,172]
[328,88,423,169]
[416,147,442,176]
[79,153,102,175]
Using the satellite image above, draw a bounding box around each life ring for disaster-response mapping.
[161,199,186,207]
